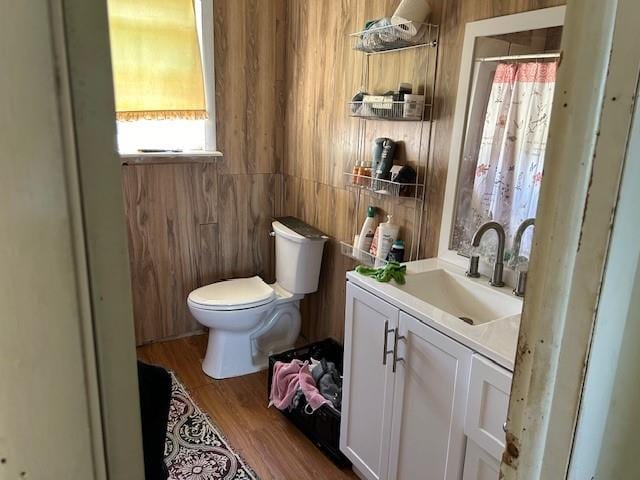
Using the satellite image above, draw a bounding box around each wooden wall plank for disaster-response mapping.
[213,0,286,175]
[217,174,279,283]
[122,164,210,343]
[197,222,220,287]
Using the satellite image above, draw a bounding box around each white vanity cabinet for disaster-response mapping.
[341,282,472,480]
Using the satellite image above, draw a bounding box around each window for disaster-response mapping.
[108,0,216,153]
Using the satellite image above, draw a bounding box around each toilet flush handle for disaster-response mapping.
[269,231,275,237]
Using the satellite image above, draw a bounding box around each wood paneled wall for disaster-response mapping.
[124,0,565,345]
[123,0,285,345]
[283,0,564,343]
[283,0,445,341]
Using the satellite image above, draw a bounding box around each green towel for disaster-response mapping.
[355,261,406,285]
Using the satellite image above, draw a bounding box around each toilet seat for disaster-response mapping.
[188,276,276,311]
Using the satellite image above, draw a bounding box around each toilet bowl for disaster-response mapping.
[188,220,327,379]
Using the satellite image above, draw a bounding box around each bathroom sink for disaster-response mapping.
[398,269,522,325]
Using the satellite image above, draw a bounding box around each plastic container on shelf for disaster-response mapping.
[403,94,425,119]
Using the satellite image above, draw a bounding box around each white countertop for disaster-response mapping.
[346,258,522,371]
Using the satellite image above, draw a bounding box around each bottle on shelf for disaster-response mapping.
[356,206,378,253]
[374,139,396,181]
[387,239,405,263]
[370,215,400,267]
[361,161,372,188]
[351,162,361,185]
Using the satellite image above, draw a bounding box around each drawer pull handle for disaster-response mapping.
[382,320,395,365]
[392,328,406,373]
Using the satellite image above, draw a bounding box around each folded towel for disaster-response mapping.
[356,261,407,284]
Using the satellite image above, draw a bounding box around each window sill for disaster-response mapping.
[120,150,223,165]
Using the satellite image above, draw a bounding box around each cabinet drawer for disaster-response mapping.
[465,355,512,460]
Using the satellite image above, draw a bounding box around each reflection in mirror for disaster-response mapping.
[451,26,562,268]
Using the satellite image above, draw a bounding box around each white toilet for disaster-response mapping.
[187,220,327,379]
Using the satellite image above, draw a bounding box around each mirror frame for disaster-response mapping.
[437,6,566,275]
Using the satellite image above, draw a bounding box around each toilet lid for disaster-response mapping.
[188,276,275,309]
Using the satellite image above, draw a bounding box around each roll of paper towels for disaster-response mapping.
[391,0,431,25]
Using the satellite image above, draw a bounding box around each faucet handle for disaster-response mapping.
[466,255,481,278]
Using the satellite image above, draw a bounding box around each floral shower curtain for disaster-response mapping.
[469,61,557,261]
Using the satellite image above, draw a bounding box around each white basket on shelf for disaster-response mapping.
[350,19,437,54]
[349,95,425,121]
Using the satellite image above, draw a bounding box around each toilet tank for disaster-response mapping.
[272,220,327,294]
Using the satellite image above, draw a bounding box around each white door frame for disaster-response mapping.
[0,1,144,478]
[56,0,146,477]
[501,0,640,478]
[568,66,640,479]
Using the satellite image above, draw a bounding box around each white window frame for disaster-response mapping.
[196,0,217,152]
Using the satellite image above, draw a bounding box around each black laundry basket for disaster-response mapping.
[267,338,351,468]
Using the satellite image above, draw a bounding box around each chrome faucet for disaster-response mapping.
[510,218,535,297]
[466,221,506,287]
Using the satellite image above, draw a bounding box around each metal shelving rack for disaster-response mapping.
[343,21,439,266]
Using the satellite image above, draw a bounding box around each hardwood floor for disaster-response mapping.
[137,334,358,480]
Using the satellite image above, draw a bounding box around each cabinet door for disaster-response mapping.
[341,283,399,480]
[465,355,512,460]
[462,441,500,480]
[387,312,472,480]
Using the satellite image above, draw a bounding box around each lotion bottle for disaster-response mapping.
[356,206,377,254]
[375,215,400,267]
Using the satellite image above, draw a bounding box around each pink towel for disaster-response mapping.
[298,367,331,412]
[269,359,331,413]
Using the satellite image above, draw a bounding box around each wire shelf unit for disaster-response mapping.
[349,99,428,121]
[344,172,423,199]
[340,241,388,268]
[349,21,438,54]
[342,20,439,265]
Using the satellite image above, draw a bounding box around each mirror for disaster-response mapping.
[438,7,565,273]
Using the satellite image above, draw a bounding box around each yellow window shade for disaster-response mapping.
[107,0,207,121]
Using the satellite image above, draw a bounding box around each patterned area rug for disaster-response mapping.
[165,375,259,480]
